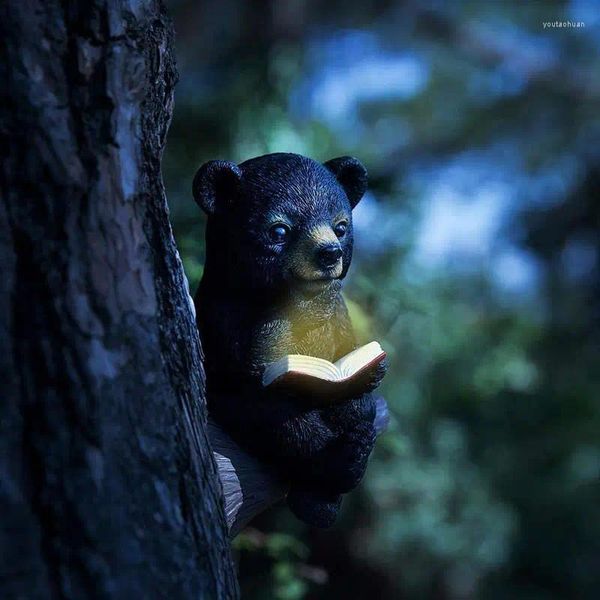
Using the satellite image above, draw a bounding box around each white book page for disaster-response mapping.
[286,355,340,380]
[335,341,383,379]
[263,354,339,386]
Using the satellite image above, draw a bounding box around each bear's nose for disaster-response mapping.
[316,244,342,269]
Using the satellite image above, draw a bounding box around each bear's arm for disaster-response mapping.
[208,383,337,460]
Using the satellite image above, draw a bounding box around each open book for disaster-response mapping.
[262,341,386,399]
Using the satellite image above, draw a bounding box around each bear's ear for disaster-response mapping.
[324,156,368,208]
[192,160,242,215]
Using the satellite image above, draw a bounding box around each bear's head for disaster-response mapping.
[193,153,367,296]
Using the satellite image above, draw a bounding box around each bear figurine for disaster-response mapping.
[193,152,387,527]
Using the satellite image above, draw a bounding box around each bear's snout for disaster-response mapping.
[316,243,342,269]
[287,223,346,283]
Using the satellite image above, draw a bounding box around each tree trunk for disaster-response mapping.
[0,1,238,598]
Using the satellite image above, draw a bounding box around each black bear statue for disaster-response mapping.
[193,152,387,527]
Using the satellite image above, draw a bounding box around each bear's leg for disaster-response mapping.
[285,394,378,527]
[286,420,376,526]
[310,420,377,493]
[287,485,342,528]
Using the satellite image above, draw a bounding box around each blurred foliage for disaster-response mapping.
[164,0,600,598]
[233,529,326,599]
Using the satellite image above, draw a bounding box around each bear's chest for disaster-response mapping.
[253,315,337,365]
[292,322,336,360]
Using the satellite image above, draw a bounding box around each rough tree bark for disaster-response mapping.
[0,1,238,598]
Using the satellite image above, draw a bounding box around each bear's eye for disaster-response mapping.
[269,223,290,244]
[333,221,348,238]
